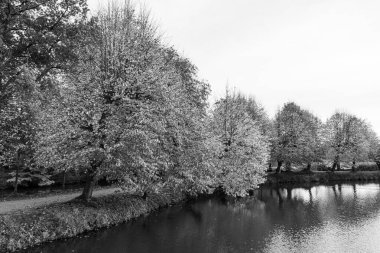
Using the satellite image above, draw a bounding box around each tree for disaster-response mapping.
[0,70,37,192]
[359,124,379,170]
[35,2,211,201]
[272,102,322,173]
[208,90,269,197]
[0,0,88,192]
[322,112,371,171]
[0,0,88,109]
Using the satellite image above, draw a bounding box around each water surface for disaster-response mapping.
[29,183,380,253]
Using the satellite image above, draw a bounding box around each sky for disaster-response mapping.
[87,0,380,134]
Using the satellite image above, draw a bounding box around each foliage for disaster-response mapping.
[322,112,372,170]
[0,0,88,108]
[0,0,89,191]
[208,90,269,197]
[272,102,322,170]
[35,2,211,200]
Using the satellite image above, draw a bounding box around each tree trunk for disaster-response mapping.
[14,166,19,193]
[80,173,96,202]
[352,159,357,172]
[14,150,23,193]
[268,163,272,172]
[336,155,341,171]
[332,155,340,172]
[306,163,311,172]
[276,161,283,174]
[337,161,341,171]
[286,188,292,200]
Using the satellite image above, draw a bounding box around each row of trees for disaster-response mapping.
[211,92,380,177]
[0,0,270,199]
[270,103,380,172]
[1,1,379,199]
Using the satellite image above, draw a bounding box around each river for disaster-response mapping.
[27,183,380,253]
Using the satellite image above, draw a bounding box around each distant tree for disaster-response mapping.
[322,112,371,171]
[360,125,380,169]
[208,90,269,197]
[272,102,322,173]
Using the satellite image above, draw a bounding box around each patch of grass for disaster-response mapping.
[0,188,185,253]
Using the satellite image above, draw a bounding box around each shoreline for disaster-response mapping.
[265,170,380,185]
[2,171,380,252]
[0,188,188,253]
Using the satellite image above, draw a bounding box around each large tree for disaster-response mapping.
[208,90,269,197]
[322,112,371,171]
[35,2,210,201]
[272,102,322,173]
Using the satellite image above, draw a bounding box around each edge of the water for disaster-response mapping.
[0,188,191,253]
[2,171,380,252]
[265,170,380,185]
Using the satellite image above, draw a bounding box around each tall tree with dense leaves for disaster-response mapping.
[272,102,322,173]
[36,2,211,201]
[208,90,269,197]
[322,112,371,171]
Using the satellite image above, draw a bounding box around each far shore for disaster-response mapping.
[265,170,380,185]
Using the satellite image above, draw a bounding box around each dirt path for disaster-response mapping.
[0,187,120,214]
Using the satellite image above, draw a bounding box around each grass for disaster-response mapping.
[0,188,186,253]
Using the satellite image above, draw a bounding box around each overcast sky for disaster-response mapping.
[88,0,380,134]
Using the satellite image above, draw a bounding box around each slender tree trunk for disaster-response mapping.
[80,172,97,202]
[352,159,357,172]
[308,188,313,203]
[276,188,283,206]
[276,161,283,174]
[332,155,340,172]
[14,166,19,193]
[286,188,292,200]
[336,155,341,171]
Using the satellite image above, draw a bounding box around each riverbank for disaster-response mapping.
[265,170,380,185]
[3,171,380,252]
[0,188,187,253]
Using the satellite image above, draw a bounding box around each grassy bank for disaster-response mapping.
[265,170,380,185]
[0,188,186,253]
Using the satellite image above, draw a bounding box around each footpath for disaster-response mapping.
[0,187,120,214]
